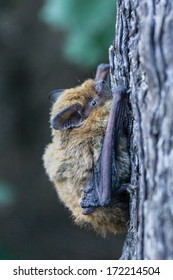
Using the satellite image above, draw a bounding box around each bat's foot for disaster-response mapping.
[117,183,138,194]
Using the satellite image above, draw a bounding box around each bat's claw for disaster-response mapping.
[117,183,138,194]
[112,85,127,96]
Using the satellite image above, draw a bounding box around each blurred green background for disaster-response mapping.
[0,0,125,260]
[40,0,115,67]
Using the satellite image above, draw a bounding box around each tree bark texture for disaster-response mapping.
[109,0,173,259]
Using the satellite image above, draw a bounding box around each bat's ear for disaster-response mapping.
[95,63,110,81]
[50,102,84,130]
[48,89,65,103]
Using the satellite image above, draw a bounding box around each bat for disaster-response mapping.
[43,64,130,236]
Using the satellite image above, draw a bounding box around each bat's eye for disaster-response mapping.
[91,99,97,107]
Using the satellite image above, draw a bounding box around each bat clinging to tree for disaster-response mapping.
[43,64,130,236]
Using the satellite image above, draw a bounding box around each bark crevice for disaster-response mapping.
[111,0,173,259]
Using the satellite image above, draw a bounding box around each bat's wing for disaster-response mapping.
[81,86,128,214]
[80,151,117,214]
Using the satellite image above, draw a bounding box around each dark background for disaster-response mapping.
[0,0,125,259]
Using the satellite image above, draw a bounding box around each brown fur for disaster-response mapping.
[43,79,130,236]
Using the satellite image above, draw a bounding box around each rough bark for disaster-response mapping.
[110,0,173,259]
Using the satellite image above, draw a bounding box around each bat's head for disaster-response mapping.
[49,79,112,131]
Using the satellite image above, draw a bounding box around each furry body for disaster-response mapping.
[43,79,130,236]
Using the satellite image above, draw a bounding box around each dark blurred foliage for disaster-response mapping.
[0,0,125,260]
[40,0,115,67]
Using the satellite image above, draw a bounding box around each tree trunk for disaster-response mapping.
[110,0,173,259]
